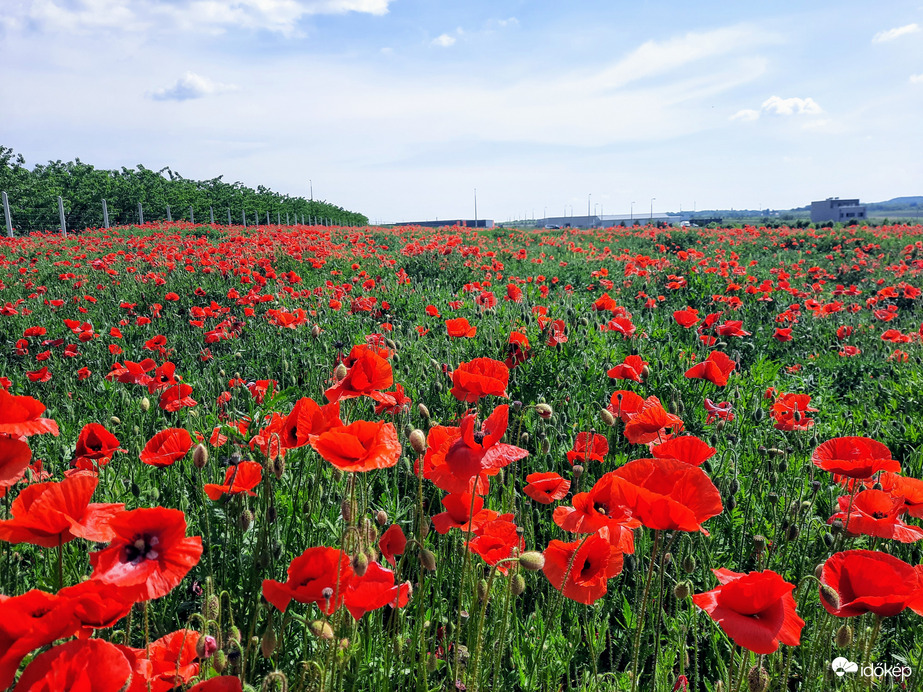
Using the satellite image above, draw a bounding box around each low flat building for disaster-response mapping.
[810,198,867,223]
[393,219,493,228]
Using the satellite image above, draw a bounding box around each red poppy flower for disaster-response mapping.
[0,472,124,548]
[13,638,132,692]
[523,472,571,504]
[140,428,193,467]
[324,345,394,403]
[543,527,624,604]
[592,292,618,312]
[159,383,197,412]
[425,304,441,317]
[58,578,136,636]
[715,320,751,337]
[566,432,609,464]
[203,461,263,500]
[310,420,401,473]
[673,307,701,328]
[607,355,647,383]
[446,317,477,338]
[819,550,922,618]
[72,423,123,469]
[684,351,736,387]
[828,489,923,543]
[650,436,716,466]
[0,590,80,689]
[607,390,646,423]
[703,398,734,425]
[468,515,523,574]
[609,457,723,534]
[371,383,412,415]
[692,569,804,654]
[344,561,411,620]
[552,474,640,546]
[277,397,343,449]
[879,472,923,518]
[812,437,899,479]
[90,507,203,602]
[431,492,497,534]
[147,362,177,393]
[546,319,568,347]
[187,678,244,692]
[770,393,817,431]
[143,629,201,692]
[263,546,353,614]
[422,405,527,494]
[623,400,684,445]
[378,524,407,567]
[504,331,531,369]
[773,327,794,342]
[26,366,51,383]
[450,357,509,403]
[0,436,31,499]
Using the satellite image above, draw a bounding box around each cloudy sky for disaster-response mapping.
[1,1,921,224]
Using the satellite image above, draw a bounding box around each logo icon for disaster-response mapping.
[832,657,859,677]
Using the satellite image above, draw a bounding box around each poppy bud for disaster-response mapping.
[830,519,844,534]
[363,518,378,544]
[227,626,241,644]
[600,409,616,427]
[334,363,348,381]
[822,532,834,548]
[872,482,883,491]
[511,573,526,596]
[109,416,121,427]
[477,578,489,602]
[726,496,736,511]
[715,418,726,431]
[836,624,853,648]
[140,396,150,412]
[572,464,584,480]
[310,619,335,640]
[352,552,369,577]
[811,480,821,494]
[519,551,545,571]
[376,510,388,526]
[385,338,397,350]
[418,403,430,419]
[260,619,277,659]
[238,509,253,531]
[341,499,356,523]
[540,438,551,455]
[819,584,840,611]
[419,549,437,571]
[311,324,322,338]
[682,556,696,573]
[747,666,769,692]
[729,479,740,495]
[767,493,779,505]
[786,524,799,541]
[426,653,438,673]
[512,400,523,411]
[409,429,426,455]
[753,407,764,422]
[814,563,824,580]
[193,444,209,469]
[534,403,553,420]
[673,581,691,600]
[196,634,218,660]
[212,649,227,674]
[641,365,651,380]
[205,595,220,621]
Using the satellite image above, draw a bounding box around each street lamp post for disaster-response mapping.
[587,194,591,227]
[650,197,656,223]
[630,201,635,224]
[474,188,478,227]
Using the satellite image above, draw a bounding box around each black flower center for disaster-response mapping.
[121,533,161,565]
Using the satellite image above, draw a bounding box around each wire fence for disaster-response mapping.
[1,191,342,237]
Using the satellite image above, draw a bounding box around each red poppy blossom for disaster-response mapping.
[650,436,716,466]
[446,317,477,338]
[159,383,197,412]
[378,524,407,567]
[16,638,131,690]
[203,461,263,500]
[324,345,394,403]
[90,507,203,602]
[543,527,624,604]
[623,400,684,445]
[773,327,794,342]
[703,398,734,425]
[812,436,899,479]
[187,678,244,692]
[72,423,124,469]
[0,436,31,499]
[263,546,353,614]
[566,433,609,464]
[431,492,496,534]
[546,319,568,347]
[770,393,817,431]
[607,355,648,383]
[310,420,401,473]
[692,569,803,654]
[26,366,51,383]
[0,388,58,437]
[57,578,136,636]
[450,358,510,403]
[715,320,751,337]
[277,397,343,449]
[819,550,922,618]
[140,428,193,468]
[0,472,123,548]
[523,472,571,504]
[827,489,923,543]
[879,472,923,518]
[684,351,736,387]
[343,561,411,620]
[141,629,202,692]
[504,331,531,369]
[468,515,524,574]
[371,383,412,415]
[607,390,646,423]
[673,307,701,328]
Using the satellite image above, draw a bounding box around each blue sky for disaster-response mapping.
[1,0,921,224]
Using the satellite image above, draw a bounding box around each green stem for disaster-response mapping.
[630,530,661,692]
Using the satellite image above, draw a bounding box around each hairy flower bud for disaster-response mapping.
[673,581,691,600]
[519,551,545,571]
[511,574,526,596]
[836,624,853,648]
[376,510,388,526]
[819,584,841,611]
[747,666,769,692]
[600,408,616,428]
[352,552,369,577]
[309,620,335,640]
[192,443,209,469]
[534,403,553,420]
[477,578,489,602]
[409,429,426,455]
[419,549,437,571]
[140,396,150,412]
[418,403,430,419]
[196,634,218,660]
[260,619,277,659]
[212,649,227,674]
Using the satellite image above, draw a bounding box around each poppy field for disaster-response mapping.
[3,219,923,692]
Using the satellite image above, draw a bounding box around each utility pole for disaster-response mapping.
[474,188,478,227]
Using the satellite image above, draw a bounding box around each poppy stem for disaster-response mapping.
[56,535,64,591]
[630,529,660,692]
[732,647,749,692]
[452,476,481,686]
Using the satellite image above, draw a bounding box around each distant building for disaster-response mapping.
[392,219,493,228]
[810,198,866,223]
[537,214,677,229]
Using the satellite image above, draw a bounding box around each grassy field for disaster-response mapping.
[1,220,923,692]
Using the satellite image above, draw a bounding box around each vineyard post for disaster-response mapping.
[301,214,304,225]
[190,207,194,224]
[286,212,290,225]
[138,203,144,225]
[227,208,232,226]
[102,199,110,229]
[2,191,12,237]
[210,207,214,225]
[277,211,281,225]
[254,211,258,226]
[57,196,67,237]
[242,210,247,228]
[266,211,270,226]
[166,205,172,222]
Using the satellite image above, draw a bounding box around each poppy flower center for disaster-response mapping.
[121,534,161,565]
[594,501,609,515]
[871,511,888,519]
[473,431,487,444]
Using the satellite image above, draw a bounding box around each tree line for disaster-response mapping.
[0,146,368,232]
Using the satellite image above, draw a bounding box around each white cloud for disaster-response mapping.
[872,23,920,43]
[761,95,823,116]
[431,33,456,47]
[911,73,923,83]
[730,109,760,122]
[150,72,238,101]
[494,17,519,28]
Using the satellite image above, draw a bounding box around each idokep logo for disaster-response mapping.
[831,657,859,677]
[831,657,912,679]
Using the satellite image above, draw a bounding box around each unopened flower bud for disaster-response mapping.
[600,409,616,427]
[819,584,840,611]
[226,626,241,644]
[334,363,348,380]
[341,499,355,523]
[260,620,277,659]
[204,595,220,621]
[836,624,853,648]
[239,509,253,531]
[311,324,322,338]
[426,653,438,673]
[376,510,388,526]
[352,552,369,577]
[673,581,692,600]
[511,574,526,596]
[212,649,227,673]
[682,556,696,573]
[419,549,436,571]
[193,444,209,469]
[309,620,335,640]
[534,403,553,420]
[140,396,150,412]
[409,429,426,455]
[519,551,545,571]
[540,438,551,455]
[477,578,489,602]
[196,634,218,660]
[747,666,769,692]
[418,403,430,419]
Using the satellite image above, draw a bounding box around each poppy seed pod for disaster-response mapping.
[572,464,584,481]
[511,573,526,596]
[419,548,437,571]
[409,429,426,455]
[752,535,767,553]
[193,444,209,469]
[836,624,853,648]
[140,396,150,412]
[309,620,335,640]
[747,666,769,692]
[519,551,546,571]
[534,403,553,420]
